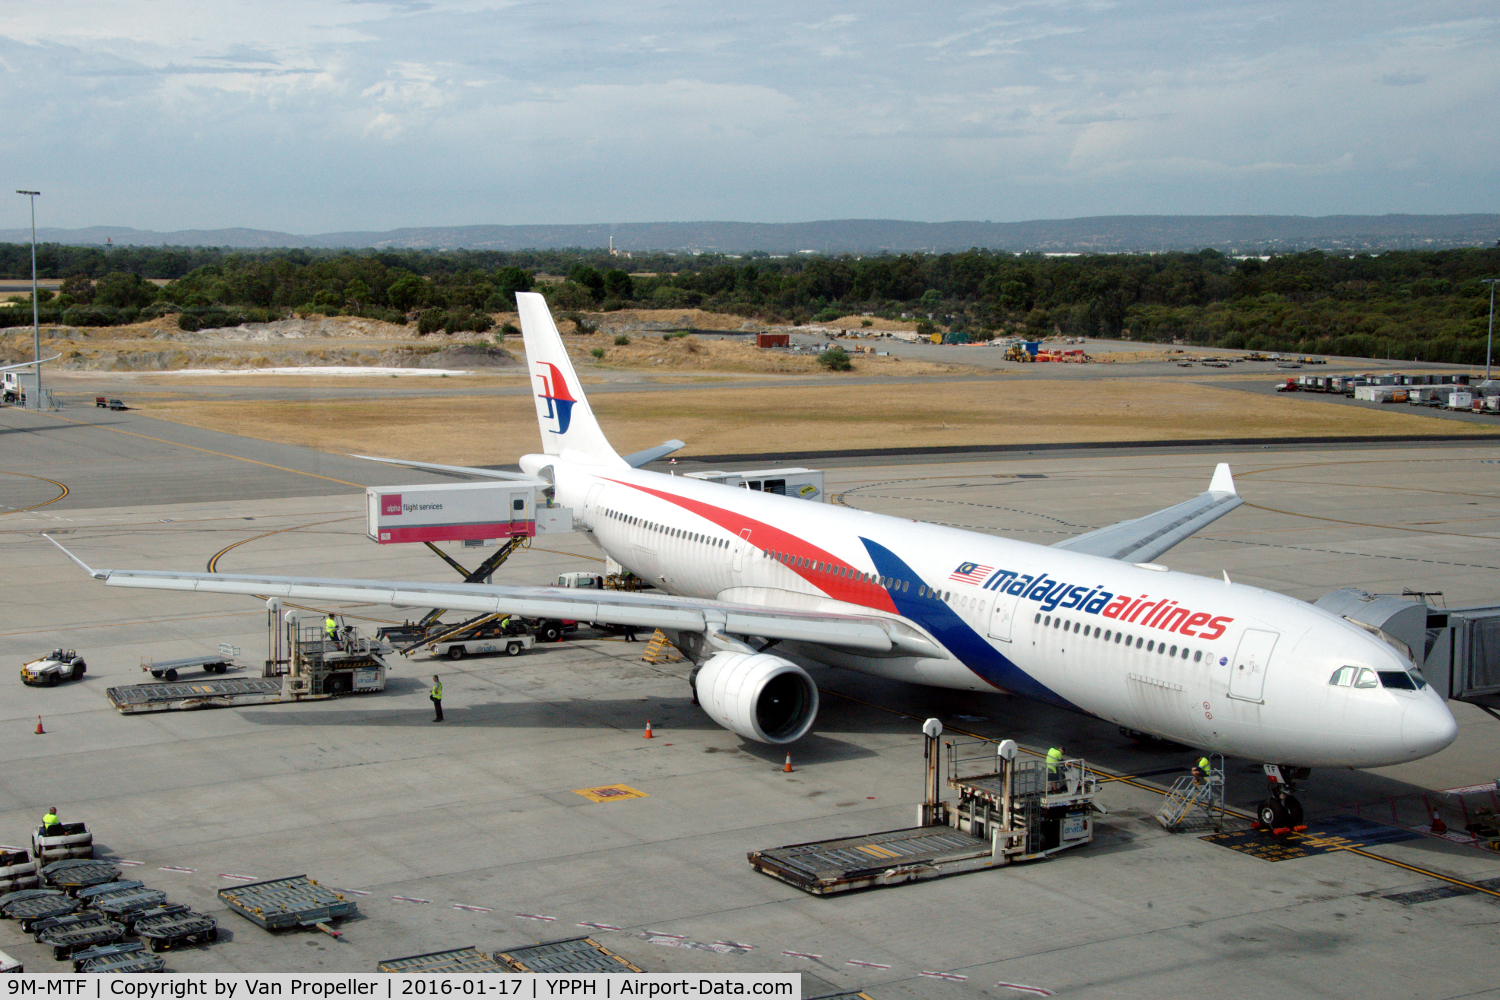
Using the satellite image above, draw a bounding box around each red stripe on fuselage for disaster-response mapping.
[603,478,899,614]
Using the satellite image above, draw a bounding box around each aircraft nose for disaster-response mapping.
[1401,695,1459,757]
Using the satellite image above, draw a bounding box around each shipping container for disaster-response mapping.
[367,482,535,544]
[1448,391,1473,410]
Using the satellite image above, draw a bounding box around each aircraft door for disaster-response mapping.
[732,528,752,573]
[1227,628,1278,703]
[988,590,1022,642]
[584,484,604,518]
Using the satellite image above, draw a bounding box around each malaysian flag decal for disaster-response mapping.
[949,562,993,584]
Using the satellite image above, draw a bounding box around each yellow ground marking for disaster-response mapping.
[0,469,68,513]
[573,785,649,803]
[854,844,902,859]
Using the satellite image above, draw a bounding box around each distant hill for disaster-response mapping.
[1,215,1496,254]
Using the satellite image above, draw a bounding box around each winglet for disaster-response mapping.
[1209,463,1236,496]
[44,534,108,580]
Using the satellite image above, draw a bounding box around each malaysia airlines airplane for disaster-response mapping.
[51,294,1457,828]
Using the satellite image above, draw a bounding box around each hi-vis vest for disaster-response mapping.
[431,680,442,700]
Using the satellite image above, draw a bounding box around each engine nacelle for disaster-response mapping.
[693,651,819,745]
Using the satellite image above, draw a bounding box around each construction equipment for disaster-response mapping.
[1154,754,1227,831]
[641,629,680,664]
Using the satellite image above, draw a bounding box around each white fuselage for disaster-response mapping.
[525,454,1458,769]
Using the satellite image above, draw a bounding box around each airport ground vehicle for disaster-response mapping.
[20,648,86,686]
[429,629,535,660]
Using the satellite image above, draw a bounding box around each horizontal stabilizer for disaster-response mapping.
[622,440,687,468]
[351,455,551,487]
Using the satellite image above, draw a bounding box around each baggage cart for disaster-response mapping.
[378,947,509,973]
[35,912,126,961]
[140,643,240,680]
[0,947,20,973]
[71,940,148,972]
[496,936,643,974]
[78,945,165,974]
[0,889,81,931]
[218,874,357,930]
[134,908,218,951]
[89,886,171,926]
[0,849,39,893]
[41,858,121,895]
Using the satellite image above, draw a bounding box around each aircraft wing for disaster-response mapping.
[0,354,60,373]
[1050,463,1241,564]
[47,538,902,653]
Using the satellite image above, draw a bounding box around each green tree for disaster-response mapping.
[818,347,853,371]
[388,274,427,312]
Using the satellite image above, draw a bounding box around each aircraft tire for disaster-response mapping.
[1284,795,1304,826]
[1258,799,1290,830]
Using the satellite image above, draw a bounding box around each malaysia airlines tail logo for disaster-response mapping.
[534,361,576,434]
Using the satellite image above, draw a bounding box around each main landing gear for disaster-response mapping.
[1256,763,1309,832]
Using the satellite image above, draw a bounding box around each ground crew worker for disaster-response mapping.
[324,614,338,647]
[623,623,637,642]
[42,806,60,834]
[1046,747,1064,790]
[430,674,443,722]
[1192,756,1211,784]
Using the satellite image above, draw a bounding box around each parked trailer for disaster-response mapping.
[107,677,315,714]
[378,947,509,974]
[218,875,358,931]
[496,937,643,974]
[71,940,161,973]
[0,850,39,893]
[141,643,240,680]
[0,890,80,932]
[35,912,126,961]
[134,907,218,951]
[41,858,120,895]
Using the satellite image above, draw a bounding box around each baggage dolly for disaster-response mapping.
[34,911,126,961]
[134,908,218,952]
[41,858,121,895]
[0,889,81,931]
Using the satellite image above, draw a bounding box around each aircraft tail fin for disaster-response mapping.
[516,292,624,466]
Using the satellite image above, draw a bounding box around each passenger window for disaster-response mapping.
[1329,666,1355,687]
[1193,650,1202,662]
[1044,615,1051,626]
[1170,645,1178,656]
[1136,637,1144,648]
[1105,630,1112,641]
[1354,668,1379,689]
[1147,641,1155,652]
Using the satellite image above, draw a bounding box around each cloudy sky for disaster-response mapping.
[2,1,1496,232]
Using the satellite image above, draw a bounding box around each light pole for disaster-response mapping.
[1483,278,1499,383]
[15,190,40,408]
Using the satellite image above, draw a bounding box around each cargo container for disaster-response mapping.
[1447,391,1473,410]
[367,482,535,544]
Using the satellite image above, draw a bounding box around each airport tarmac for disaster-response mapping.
[2,402,1499,997]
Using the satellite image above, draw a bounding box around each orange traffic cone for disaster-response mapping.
[1430,809,1447,834]
[35,715,44,735]
[783,753,793,773]
[643,720,654,739]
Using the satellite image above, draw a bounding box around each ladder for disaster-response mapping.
[1154,755,1226,831]
[640,630,679,664]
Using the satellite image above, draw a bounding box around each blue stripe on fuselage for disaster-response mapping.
[858,537,1081,712]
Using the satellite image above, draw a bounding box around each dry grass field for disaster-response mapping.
[140,378,1492,467]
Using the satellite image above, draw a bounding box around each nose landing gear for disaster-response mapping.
[1256,764,1309,833]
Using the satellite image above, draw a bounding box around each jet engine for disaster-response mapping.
[693,651,819,744]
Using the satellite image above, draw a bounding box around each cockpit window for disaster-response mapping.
[1353,668,1379,689]
[1377,671,1419,690]
[1329,666,1356,687]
